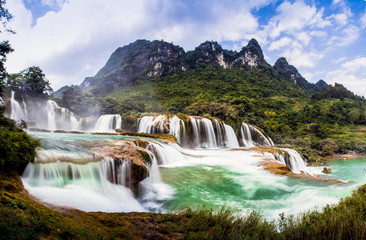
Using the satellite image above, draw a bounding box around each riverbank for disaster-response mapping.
[2,170,366,239]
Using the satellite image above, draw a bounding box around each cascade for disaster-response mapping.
[94,114,122,132]
[146,142,186,165]
[45,100,81,131]
[22,96,28,117]
[277,148,313,175]
[138,143,176,210]
[169,116,185,144]
[240,123,273,147]
[136,115,275,149]
[215,120,225,147]
[46,100,58,130]
[138,115,169,134]
[240,123,254,147]
[22,150,144,212]
[9,90,26,121]
[223,124,240,148]
[101,157,132,186]
[138,116,155,133]
[190,116,201,148]
[200,118,218,148]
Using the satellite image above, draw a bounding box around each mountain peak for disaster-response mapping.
[233,38,266,68]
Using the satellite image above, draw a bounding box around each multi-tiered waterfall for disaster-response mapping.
[136,115,273,149]
[21,132,328,218]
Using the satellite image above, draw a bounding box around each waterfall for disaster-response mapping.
[45,100,82,131]
[136,115,274,149]
[138,115,168,134]
[101,157,132,186]
[190,116,201,148]
[22,151,144,212]
[146,142,186,165]
[46,100,58,130]
[22,96,28,117]
[223,124,240,148]
[215,120,225,147]
[240,123,254,147]
[169,116,185,144]
[138,143,176,210]
[200,118,217,148]
[138,116,154,133]
[9,90,26,121]
[94,114,122,132]
[277,148,313,175]
[240,123,273,147]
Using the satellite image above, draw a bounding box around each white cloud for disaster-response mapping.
[341,57,366,72]
[327,25,359,47]
[332,0,343,5]
[282,48,324,68]
[326,57,366,96]
[41,0,65,8]
[1,0,32,35]
[268,37,292,51]
[361,12,366,29]
[331,56,347,64]
[4,0,271,90]
[3,0,365,93]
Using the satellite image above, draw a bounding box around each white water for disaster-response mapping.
[200,118,218,148]
[215,119,225,146]
[241,123,254,147]
[223,123,240,148]
[23,132,363,220]
[94,114,122,132]
[169,116,185,144]
[138,116,155,133]
[190,116,201,148]
[278,148,313,175]
[240,123,273,147]
[9,90,26,121]
[22,151,144,212]
[46,100,81,131]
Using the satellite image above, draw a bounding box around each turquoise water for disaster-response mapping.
[24,131,366,218]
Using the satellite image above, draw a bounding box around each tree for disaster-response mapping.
[0,41,12,94]
[0,0,13,102]
[21,66,52,97]
[349,108,360,124]
[60,85,99,116]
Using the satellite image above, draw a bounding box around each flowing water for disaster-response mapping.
[21,132,366,220]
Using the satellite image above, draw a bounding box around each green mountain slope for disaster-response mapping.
[56,39,366,160]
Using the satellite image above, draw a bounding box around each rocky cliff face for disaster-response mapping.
[81,40,186,92]
[273,57,327,92]
[80,38,269,94]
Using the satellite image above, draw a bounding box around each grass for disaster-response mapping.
[2,171,366,239]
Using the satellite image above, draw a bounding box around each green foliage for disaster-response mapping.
[319,138,339,156]
[312,83,365,101]
[0,118,39,174]
[59,85,98,116]
[0,40,13,92]
[6,66,52,99]
[280,185,366,240]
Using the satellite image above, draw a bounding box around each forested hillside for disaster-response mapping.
[54,39,366,161]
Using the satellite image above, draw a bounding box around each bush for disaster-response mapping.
[0,115,39,174]
[319,138,339,156]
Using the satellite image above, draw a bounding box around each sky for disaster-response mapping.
[1,0,366,96]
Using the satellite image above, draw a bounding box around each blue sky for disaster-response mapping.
[2,0,366,96]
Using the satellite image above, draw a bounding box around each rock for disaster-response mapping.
[322,167,332,174]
